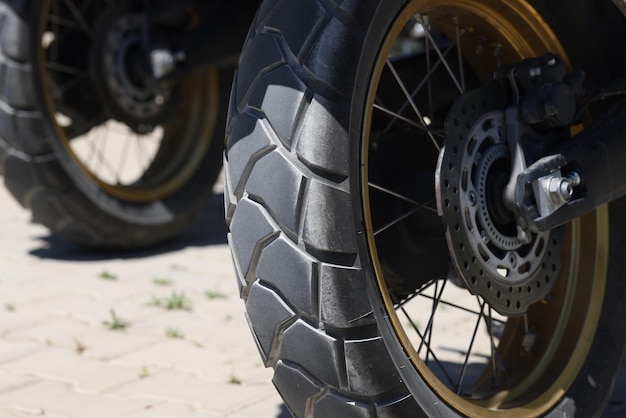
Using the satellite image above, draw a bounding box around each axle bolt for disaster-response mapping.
[566,171,582,187]
[548,177,573,204]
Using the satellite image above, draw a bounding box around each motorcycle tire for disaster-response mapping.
[0,0,228,248]
[226,0,626,417]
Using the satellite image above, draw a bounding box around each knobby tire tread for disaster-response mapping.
[226,1,423,417]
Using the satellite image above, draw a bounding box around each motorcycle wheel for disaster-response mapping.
[226,0,626,417]
[0,0,228,248]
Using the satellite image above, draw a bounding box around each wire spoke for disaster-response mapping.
[418,14,464,94]
[47,14,84,31]
[485,306,500,383]
[134,134,151,177]
[417,294,513,329]
[62,0,95,37]
[373,199,437,237]
[456,298,486,394]
[385,59,442,151]
[373,103,443,138]
[83,128,117,181]
[392,281,439,310]
[399,304,457,388]
[454,17,466,93]
[55,75,87,96]
[116,128,132,184]
[383,42,459,134]
[369,182,436,210]
[79,0,96,14]
[418,279,448,356]
[45,61,88,77]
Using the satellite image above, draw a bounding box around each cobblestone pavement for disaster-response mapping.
[0,183,288,418]
[0,180,624,418]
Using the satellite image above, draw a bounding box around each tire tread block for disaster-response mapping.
[256,236,317,316]
[279,319,343,389]
[247,150,305,235]
[320,264,375,329]
[229,198,277,281]
[303,179,357,263]
[245,281,297,365]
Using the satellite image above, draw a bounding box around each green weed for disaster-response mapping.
[98,270,118,281]
[102,309,130,331]
[165,327,184,339]
[150,292,192,311]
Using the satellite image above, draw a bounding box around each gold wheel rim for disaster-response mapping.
[39,0,218,203]
[361,1,608,415]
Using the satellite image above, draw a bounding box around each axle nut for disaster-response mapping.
[548,178,573,204]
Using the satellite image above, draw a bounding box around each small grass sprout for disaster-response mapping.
[150,292,192,311]
[228,372,242,385]
[205,289,228,300]
[102,309,130,331]
[165,327,184,339]
[98,270,118,281]
[139,366,150,379]
[152,277,173,286]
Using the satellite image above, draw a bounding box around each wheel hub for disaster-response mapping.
[92,6,176,132]
[436,88,563,316]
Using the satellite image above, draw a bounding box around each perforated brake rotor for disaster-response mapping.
[91,5,178,132]
[436,88,563,316]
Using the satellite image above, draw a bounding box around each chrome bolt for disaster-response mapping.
[548,177,573,204]
[509,253,517,268]
[566,171,582,187]
[150,49,186,79]
[468,191,477,206]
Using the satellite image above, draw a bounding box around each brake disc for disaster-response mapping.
[436,87,563,316]
[91,4,179,132]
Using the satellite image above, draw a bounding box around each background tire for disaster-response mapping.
[226,0,626,416]
[0,0,228,248]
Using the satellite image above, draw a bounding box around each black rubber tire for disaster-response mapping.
[0,0,228,248]
[226,0,626,417]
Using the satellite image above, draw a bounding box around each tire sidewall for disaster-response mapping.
[349,2,460,416]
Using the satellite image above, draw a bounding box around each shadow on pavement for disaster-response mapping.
[28,193,228,261]
[277,404,292,418]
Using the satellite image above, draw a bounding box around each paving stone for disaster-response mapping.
[0,184,286,418]
[229,397,293,418]
[0,340,44,365]
[4,316,161,361]
[107,369,278,416]
[0,373,39,395]
[0,380,162,418]
[111,338,271,385]
[1,347,141,393]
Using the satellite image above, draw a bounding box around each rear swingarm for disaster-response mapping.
[510,82,626,232]
[141,0,259,80]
